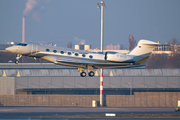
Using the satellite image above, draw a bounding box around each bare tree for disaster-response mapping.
[168,38,179,45]
[67,42,72,48]
[146,38,180,68]
[167,38,180,55]
[146,54,168,69]
[129,35,136,51]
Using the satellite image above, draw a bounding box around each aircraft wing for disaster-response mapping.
[55,59,132,69]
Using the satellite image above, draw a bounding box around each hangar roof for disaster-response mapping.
[1,68,180,77]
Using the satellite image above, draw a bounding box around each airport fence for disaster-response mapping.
[0,92,179,107]
[106,92,180,107]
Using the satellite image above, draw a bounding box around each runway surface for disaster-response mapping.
[0,107,177,118]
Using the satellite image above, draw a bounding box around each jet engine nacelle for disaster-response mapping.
[105,52,133,62]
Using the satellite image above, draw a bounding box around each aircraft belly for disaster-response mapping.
[36,53,133,69]
[56,57,132,69]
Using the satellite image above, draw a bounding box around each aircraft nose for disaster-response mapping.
[5,46,14,52]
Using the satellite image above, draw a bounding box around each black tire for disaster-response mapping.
[15,60,18,64]
[80,72,86,77]
[88,71,95,77]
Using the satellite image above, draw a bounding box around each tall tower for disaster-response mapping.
[22,16,25,42]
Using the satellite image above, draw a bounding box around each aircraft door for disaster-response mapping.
[31,44,38,54]
[31,44,33,54]
[104,52,107,60]
[35,44,38,53]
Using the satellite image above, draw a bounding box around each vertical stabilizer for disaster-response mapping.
[128,40,160,64]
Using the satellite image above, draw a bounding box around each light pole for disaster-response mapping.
[97,1,105,107]
[45,84,50,94]
[97,1,105,52]
[128,83,132,95]
[141,83,149,93]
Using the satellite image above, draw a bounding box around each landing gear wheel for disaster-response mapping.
[88,71,95,77]
[15,60,19,64]
[80,72,86,77]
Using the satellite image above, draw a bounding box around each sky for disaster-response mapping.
[0,0,180,48]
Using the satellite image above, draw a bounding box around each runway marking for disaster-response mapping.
[0,109,18,112]
[0,107,175,113]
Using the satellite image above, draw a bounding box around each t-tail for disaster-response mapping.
[128,39,163,66]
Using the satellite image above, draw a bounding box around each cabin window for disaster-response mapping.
[89,55,93,59]
[53,50,57,53]
[82,54,86,57]
[46,49,50,52]
[68,52,71,55]
[60,51,64,54]
[75,53,79,56]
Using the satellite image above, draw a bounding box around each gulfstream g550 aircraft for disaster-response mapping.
[6,40,163,77]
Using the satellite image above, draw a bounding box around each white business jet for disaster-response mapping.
[6,40,163,77]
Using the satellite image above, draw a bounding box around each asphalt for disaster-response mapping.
[0,107,178,118]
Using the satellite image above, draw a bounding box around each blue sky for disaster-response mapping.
[0,0,180,48]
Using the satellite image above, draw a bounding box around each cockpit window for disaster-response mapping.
[16,43,21,46]
[16,43,28,46]
[22,44,27,46]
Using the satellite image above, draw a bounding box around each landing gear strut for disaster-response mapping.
[15,54,22,64]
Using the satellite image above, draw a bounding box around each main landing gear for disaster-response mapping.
[80,72,86,77]
[78,68,95,77]
[88,71,95,77]
[80,71,94,77]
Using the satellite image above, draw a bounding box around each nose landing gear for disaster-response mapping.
[15,54,22,64]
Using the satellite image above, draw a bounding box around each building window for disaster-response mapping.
[60,51,64,54]
[89,55,93,59]
[82,54,86,57]
[53,50,57,53]
[46,49,50,52]
[75,53,79,56]
[68,52,71,55]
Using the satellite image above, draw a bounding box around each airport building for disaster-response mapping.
[0,63,180,107]
[0,63,180,95]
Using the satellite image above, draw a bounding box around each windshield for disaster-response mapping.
[16,43,28,46]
